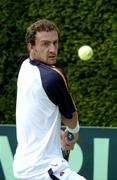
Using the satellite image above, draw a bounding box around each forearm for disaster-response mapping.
[61,111,78,129]
[61,111,79,151]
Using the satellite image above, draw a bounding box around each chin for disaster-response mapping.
[49,59,56,65]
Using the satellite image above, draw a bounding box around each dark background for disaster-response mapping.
[0,0,117,126]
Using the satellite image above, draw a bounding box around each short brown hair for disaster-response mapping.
[25,19,60,45]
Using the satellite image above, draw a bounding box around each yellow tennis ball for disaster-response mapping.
[78,45,93,60]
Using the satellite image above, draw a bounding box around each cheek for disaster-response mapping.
[35,46,48,59]
[40,50,48,56]
[43,49,48,56]
[40,50,48,59]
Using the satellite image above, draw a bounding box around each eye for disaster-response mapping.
[54,40,58,47]
[42,41,50,47]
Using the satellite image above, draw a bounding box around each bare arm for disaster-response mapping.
[61,111,78,129]
[61,111,79,151]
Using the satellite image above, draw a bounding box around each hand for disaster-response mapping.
[64,129,78,148]
[61,130,78,151]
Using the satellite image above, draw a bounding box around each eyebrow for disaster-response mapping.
[40,39,58,43]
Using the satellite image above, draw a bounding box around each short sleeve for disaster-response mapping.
[40,65,76,119]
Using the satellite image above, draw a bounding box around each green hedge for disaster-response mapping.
[0,0,117,126]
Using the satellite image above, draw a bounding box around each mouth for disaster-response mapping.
[48,55,56,60]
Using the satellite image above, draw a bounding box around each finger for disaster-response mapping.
[65,142,75,150]
[65,137,76,145]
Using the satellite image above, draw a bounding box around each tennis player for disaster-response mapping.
[13,19,86,180]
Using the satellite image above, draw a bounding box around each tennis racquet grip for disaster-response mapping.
[66,131,74,141]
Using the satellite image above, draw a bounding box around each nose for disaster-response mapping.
[49,43,56,53]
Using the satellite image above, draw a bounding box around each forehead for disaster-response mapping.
[35,31,58,42]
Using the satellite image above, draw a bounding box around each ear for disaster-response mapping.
[27,43,33,51]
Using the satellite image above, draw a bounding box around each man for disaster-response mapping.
[13,19,86,180]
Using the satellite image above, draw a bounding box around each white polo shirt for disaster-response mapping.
[13,58,76,179]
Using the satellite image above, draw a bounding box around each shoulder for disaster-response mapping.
[21,58,30,66]
[19,59,30,71]
[39,65,66,85]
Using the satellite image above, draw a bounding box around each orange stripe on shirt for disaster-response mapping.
[51,66,68,90]
[51,66,77,111]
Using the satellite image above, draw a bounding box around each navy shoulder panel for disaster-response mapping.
[30,59,76,118]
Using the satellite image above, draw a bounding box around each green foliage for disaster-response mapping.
[0,0,117,126]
